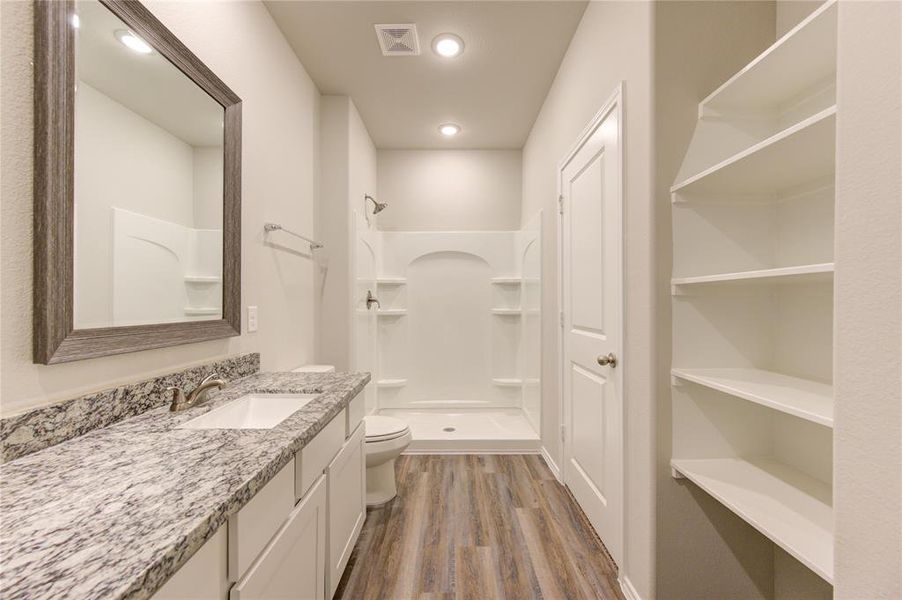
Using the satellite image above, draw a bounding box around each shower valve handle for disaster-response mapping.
[366,290,381,310]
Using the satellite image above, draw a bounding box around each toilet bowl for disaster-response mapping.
[364,415,412,506]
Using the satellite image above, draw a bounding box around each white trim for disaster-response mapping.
[556,82,626,564]
[403,449,542,456]
[540,445,562,482]
[618,575,642,600]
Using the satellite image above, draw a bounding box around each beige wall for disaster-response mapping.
[315,96,377,370]
[776,0,823,37]
[520,2,655,595]
[834,1,901,597]
[377,150,521,231]
[653,3,779,599]
[0,0,320,415]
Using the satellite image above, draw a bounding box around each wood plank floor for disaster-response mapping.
[335,455,624,600]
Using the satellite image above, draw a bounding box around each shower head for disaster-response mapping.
[365,194,388,214]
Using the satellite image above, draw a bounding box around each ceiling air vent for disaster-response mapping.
[375,24,420,56]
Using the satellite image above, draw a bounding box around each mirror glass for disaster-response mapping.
[73,0,225,328]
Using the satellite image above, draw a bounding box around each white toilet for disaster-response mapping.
[363,415,412,506]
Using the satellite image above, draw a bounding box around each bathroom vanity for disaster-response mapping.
[0,370,369,599]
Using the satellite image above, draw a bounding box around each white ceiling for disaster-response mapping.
[264,1,587,149]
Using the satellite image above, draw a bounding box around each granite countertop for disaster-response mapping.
[0,371,370,600]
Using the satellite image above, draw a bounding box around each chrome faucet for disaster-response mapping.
[168,373,227,412]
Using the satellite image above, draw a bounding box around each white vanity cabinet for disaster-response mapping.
[325,423,366,597]
[152,397,366,600]
[230,476,327,600]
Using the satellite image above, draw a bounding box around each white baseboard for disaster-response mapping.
[619,574,642,600]
[403,449,541,456]
[540,445,562,482]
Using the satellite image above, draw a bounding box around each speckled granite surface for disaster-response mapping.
[0,370,370,600]
[0,353,261,463]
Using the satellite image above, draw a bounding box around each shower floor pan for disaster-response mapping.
[377,408,541,453]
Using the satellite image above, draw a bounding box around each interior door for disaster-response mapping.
[560,89,623,566]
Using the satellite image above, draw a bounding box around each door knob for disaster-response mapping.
[597,353,617,368]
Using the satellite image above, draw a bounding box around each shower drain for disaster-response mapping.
[442,426,456,432]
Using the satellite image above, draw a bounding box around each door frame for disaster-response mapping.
[555,82,625,560]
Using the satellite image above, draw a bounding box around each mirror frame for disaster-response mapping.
[33,0,242,364]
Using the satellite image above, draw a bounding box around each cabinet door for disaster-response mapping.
[231,475,327,600]
[325,423,366,598]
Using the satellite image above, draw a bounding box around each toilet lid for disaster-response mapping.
[365,416,409,442]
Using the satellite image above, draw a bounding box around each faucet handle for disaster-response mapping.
[199,372,224,386]
[167,386,187,411]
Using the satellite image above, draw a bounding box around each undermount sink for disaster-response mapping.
[177,393,318,430]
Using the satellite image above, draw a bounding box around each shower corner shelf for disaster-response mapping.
[377,378,407,388]
[376,309,406,317]
[376,277,406,285]
[491,308,521,316]
[492,378,522,387]
[184,275,221,284]
[491,277,521,285]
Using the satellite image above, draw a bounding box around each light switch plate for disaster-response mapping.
[247,306,258,332]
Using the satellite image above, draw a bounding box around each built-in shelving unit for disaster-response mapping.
[699,0,837,117]
[671,368,832,427]
[671,107,836,198]
[671,2,837,590]
[671,263,833,289]
[670,458,833,583]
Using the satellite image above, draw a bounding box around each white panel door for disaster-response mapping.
[560,88,623,566]
[230,476,327,600]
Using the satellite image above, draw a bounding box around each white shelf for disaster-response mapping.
[183,307,220,316]
[671,458,833,583]
[377,378,407,387]
[184,275,221,283]
[376,277,406,285]
[491,277,521,285]
[376,309,406,317]
[491,308,521,316]
[700,0,837,116]
[492,378,523,387]
[671,368,833,427]
[671,263,833,288]
[671,107,836,197]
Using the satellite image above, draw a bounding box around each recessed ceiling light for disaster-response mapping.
[439,123,461,137]
[115,29,153,54]
[432,33,464,58]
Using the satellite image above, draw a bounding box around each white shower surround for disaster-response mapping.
[356,216,542,449]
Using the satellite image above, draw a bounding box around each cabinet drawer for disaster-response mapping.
[325,423,366,598]
[346,392,365,439]
[295,411,345,500]
[228,461,295,581]
[230,475,327,600]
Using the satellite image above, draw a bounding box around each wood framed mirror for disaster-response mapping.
[33,0,242,364]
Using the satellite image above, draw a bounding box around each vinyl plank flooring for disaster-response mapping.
[334,455,624,600]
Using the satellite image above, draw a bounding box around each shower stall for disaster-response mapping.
[354,214,542,451]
